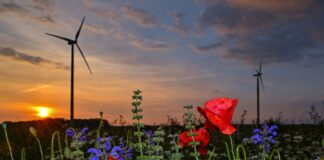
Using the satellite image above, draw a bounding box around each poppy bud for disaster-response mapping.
[2,122,7,129]
[29,127,37,137]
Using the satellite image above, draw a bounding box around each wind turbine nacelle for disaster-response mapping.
[68,40,76,45]
[253,73,262,77]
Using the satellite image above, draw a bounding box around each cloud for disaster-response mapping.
[168,11,190,36]
[22,84,52,92]
[227,0,313,12]
[122,4,157,28]
[31,0,55,11]
[124,31,169,52]
[0,2,29,14]
[193,0,324,66]
[0,2,55,24]
[85,24,108,34]
[0,47,69,70]
[189,42,223,53]
[130,37,169,52]
[198,2,276,34]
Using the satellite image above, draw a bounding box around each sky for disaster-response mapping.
[0,0,323,124]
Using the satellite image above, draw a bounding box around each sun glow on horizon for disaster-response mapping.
[33,107,52,118]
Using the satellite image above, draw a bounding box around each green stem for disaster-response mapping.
[225,142,231,160]
[135,99,144,156]
[186,107,199,160]
[208,147,216,160]
[20,148,26,160]
[35,135,44,160]
[229,136,236,160]
[51,131,63,160]
[262,148,265,160]
[96,112,103,139]
[95,112,104,149]
[3,125,14,160]
[126,130,131,147]
[235,145,247,160]
[189,129,199,160]
[147,135,152,156]
[269,149,281,160]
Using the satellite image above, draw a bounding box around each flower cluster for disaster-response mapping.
[251,124,278,152]
[178,127,210,155]
[66,127,88,142]
[87,141,132,160]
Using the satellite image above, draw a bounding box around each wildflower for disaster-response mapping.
[66,128,75,137]
[109,146,132,160]
[198,97,238,135]
[81,127,89,135]
[110,146,123,159]
[79,127,88,142]
[105,141,112,150]
[251,124,278,152]
[87,148,100,160]
[178,128,210,155]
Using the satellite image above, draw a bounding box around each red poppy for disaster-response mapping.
[198,97,238,135]
[178,127,210,155]
[108,156,118,160]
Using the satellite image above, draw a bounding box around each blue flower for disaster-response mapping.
[81,127,88,135]
[251,134,264,144]
[96,137,102,142]
[107,136,113,141]
[269,125,278,132]
[78,127,88,142]
[87,148,100,160]
[253,128,260,134]
[125,147,132,159]
[66,128,75,137]
[269,136,276,144]
[265,144,270,152]
[105,141,112,150]
[110,146,123,159]
[79,135,86,142]
[250,124,279,152]
[109,146,132,160]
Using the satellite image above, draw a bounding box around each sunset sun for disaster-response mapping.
[34,107,51,118]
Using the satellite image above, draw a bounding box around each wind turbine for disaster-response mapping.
[45,16,92,126]
[253,60,264,127]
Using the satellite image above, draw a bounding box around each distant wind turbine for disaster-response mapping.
[253,60,264,126]
[45,16,92,126]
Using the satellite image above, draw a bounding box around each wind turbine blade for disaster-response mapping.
[260,75,265,92]
[45,33,73,42]
[76,43,92,74]
[259,59,262,72]
[75,16,85,41]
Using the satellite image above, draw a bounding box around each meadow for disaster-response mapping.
[0,90,323,160]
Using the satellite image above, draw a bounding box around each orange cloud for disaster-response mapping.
[227,0,313,12]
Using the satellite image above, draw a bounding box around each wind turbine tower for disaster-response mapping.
[253,61,264,126]
[46,16,92,126]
